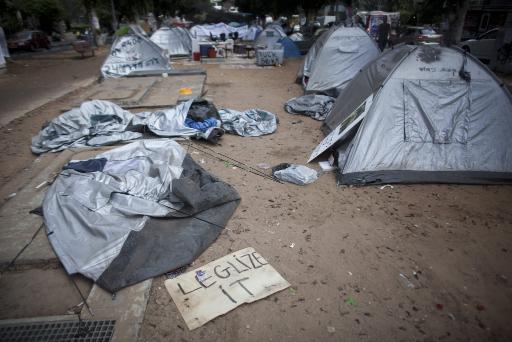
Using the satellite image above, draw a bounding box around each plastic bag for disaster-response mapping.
[272,163,318,185]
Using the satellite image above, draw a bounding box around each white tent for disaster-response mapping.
[255,24,286,47]
[0,27,9,59]
[0,48,5,69]
[303,27,380,96]
[150,27,192,56]
[243,25,263,41]
[101,31,171,78]
[313,46,512,185]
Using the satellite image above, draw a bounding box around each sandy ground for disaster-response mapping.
[0,57,510,341]
[0,47,108,127]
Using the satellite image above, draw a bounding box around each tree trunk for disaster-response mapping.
[442,0,469,46]
[110,0,118,32]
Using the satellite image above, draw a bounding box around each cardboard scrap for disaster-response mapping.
[165,247,290,330]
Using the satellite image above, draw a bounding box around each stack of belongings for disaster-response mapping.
[42,139,240,292]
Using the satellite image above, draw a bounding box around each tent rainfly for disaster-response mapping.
[101,31,171,78]
[150,27,192,56]
[301,26,380,97]
[315,45,512,185]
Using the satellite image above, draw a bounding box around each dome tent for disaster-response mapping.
[101,27,171,78]
[150,26,192,56]
[303,26,380,97]
[255,24,300,58]
[322,44,415,134]
[296,26,337,83]
[0,48,5,69]
[311,46,512,185]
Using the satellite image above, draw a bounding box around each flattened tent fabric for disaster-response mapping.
[322,44,415,133]
[304,27,380,96]
[150,27,192,56]
[43,139,240,292]
[101,32,171,78]
[322,46,512,184]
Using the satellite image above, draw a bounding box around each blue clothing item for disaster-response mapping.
[64,158,107,173]
[185,117,218,132]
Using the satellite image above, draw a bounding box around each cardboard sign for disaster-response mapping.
[308,94,373,163]
[165,247,290,330]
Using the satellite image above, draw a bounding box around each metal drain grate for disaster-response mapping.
[0,319,116,342]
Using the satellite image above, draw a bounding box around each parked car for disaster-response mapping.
[393,26,442,45]
[8,30,50,51]
[459,28,498,65]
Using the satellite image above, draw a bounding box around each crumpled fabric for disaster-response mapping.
[31,100,224,154]
[272,163,318,185]
[284,94,335,121]
[144,100,223,142]
[42,139,240,288]
[219,108,278,137]
[185,117,219,132]
[31,100,142,154]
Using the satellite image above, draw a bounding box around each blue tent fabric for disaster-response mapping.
[279,37,301,58]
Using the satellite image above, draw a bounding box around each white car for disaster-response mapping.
[459,28,498,65]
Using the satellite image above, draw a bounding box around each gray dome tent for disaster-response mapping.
[312,46,512,184]
[150,27,192,57]
[296,26,337,83]
[255,24,286,47]
[303,26,380,97]
[322,44,415,134]
[101,29,171,78]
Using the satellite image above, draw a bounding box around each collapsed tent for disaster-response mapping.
[31,100,223,153]
[302,27,380,96]
[101,31,171,78]
[219,108,278,137]
[312,46,512,184]
[255,25,300,58]
[42,139,240,292]
[190,23,249,40]
[285,94,335,121]
[150,27,192,56]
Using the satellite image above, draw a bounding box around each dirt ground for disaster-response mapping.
[0,57,511,341]
[0,47,108,127]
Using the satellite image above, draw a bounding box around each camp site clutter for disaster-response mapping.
[24,13,512,333]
